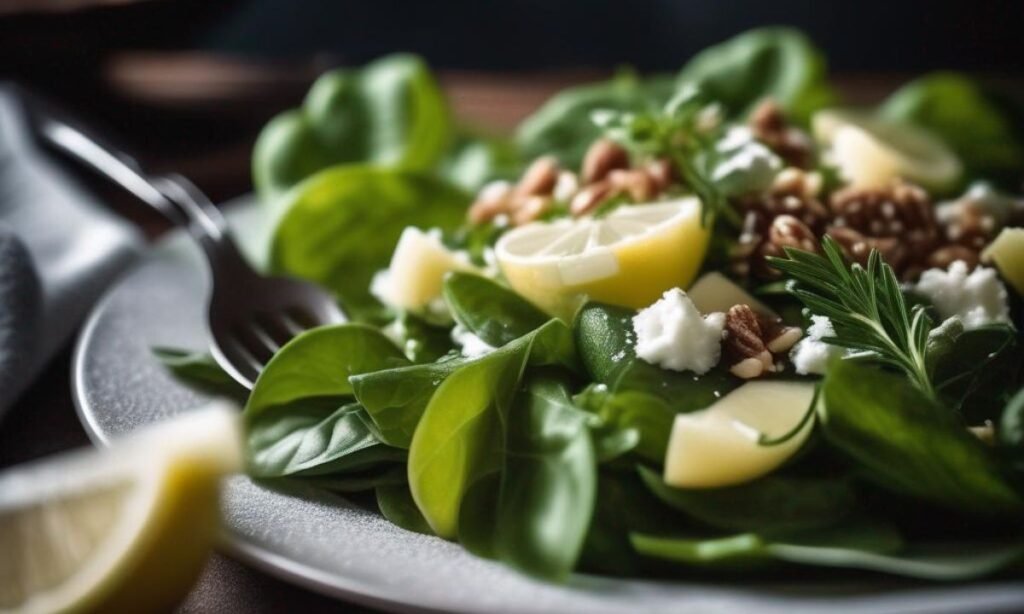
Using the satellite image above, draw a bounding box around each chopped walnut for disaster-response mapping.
[723,304,803,379]
[581,139,630,184]
[732,183,829,279]
[749,99,815,169]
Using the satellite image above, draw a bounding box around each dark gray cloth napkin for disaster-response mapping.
[0,85,143,418]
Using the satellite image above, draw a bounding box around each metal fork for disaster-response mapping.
[26,96,345,389]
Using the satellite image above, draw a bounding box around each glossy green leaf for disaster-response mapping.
[930,324,1020,423]
[377,482,435,535]
[440,132,522,192]
[516,71,676,165]
[253,55,452,199]
[881,72,1024,184]
[443,272,549,347]
[638,465,855,534]
[351,357,467,448]
[494,375,597,580]
[677,27,835,123]
[820,360,1023,515]
[269,166,469,310]
[385,311,455,364]
[573,302,738,412]
[245,324,408,418]
[247,400,403,478]
[574,386,672,464]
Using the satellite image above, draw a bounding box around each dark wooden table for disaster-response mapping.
[0,57,980,612]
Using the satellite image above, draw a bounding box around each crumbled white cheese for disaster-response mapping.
[451,323,495,358]
[553,171,580,202]
[914,261,1010,329]
[790,315,845,375]
[937,182,1024,227]
[632,289,725,374]
[712,126,783,196]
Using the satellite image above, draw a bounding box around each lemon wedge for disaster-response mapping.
[494,198,710,319]
[664,381,816,488]
[812,109,961,191]
[982,227,1024,297]
[0,403,243,614]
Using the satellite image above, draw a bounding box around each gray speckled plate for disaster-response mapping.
[73,196,1024,613]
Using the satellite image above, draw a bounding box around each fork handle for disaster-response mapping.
[27,99,230,252]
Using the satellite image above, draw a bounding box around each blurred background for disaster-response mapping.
[2,0,1023,217]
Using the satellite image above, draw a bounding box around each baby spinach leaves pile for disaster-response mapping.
[155,27,1024,583]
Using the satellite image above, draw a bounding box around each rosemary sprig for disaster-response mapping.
[769,236,937,401]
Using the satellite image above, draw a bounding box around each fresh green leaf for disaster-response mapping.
[245,324,408,418]
[269,166,469,310]
[151,347,246,398]
[440,131,522,192]
[931,324,1020,422]
[678,27,835,123]
[253,55,452,199]
[638,465,855,534]
[1000,387,1024,450]
[821,360,1022,516]
[247,400,404,478]
[516,71,675,166]
[352,357,467,448]
[301,465,407,493]
[384,311,455,364]
[493,374,597,580]
[881,73,1024,185]
[575,385,672,464]
[573,302,739,413]
[377,482,435,535]
[443,272,549,347]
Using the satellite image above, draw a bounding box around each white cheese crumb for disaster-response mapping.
[914,261,1010,329]
[632,289,725,374]
[790,315,845,375]
[711,126,782,196]
[553,171,580,202]
[451,324,495,358]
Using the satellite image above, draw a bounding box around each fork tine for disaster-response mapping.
[213,336,262,388]
[255,313,296,348]
[233,323,276,365]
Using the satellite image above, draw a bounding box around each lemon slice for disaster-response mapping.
[494,198,710,319]
[812,109,961,191]
[0,404,243,614]
[664,381,816,488]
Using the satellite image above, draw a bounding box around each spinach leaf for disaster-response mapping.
[245,324,408,418]
[377,482,435,535]
[677,27,835,123]
[637,465,855,534]
[880,73,1024,184]
[301,465,407,493]
[351,357,467,448]
[406,320,575,537]
[269,166,469,310]
[443,272,549,347]
[493,375,597,580]
[247,400,404,478]
[1000,387,1024,450]
[253,55,452,199]
[385,311,455,364]
[634,517,1024,580]
[440,131,522,192]
[515,71,676,165]
[820,360,1022,516]
[573,302,738,411]
[151,347,246,398]
[931,324,1020,423]
[575,385,673,464]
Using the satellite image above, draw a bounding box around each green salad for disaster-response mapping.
[161,28,1024,582]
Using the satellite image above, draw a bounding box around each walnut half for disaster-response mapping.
[723,304,802,379]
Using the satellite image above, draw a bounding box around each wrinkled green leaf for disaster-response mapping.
[245,324,408,418]
[881,72,1024,184]
[253,55,452,199]
[269,166,469,310]
[820,360,1022,516]
[638,465,855,534]
[678,27,835,123]
[443,272,549,347]
[247,400,403,477]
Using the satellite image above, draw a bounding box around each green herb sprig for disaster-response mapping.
[591,86,735,226]
[769,237,937,401]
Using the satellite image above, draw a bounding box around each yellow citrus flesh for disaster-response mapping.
[982,227,1024,297]
[495,198,710,319]
[0,404,242,614]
